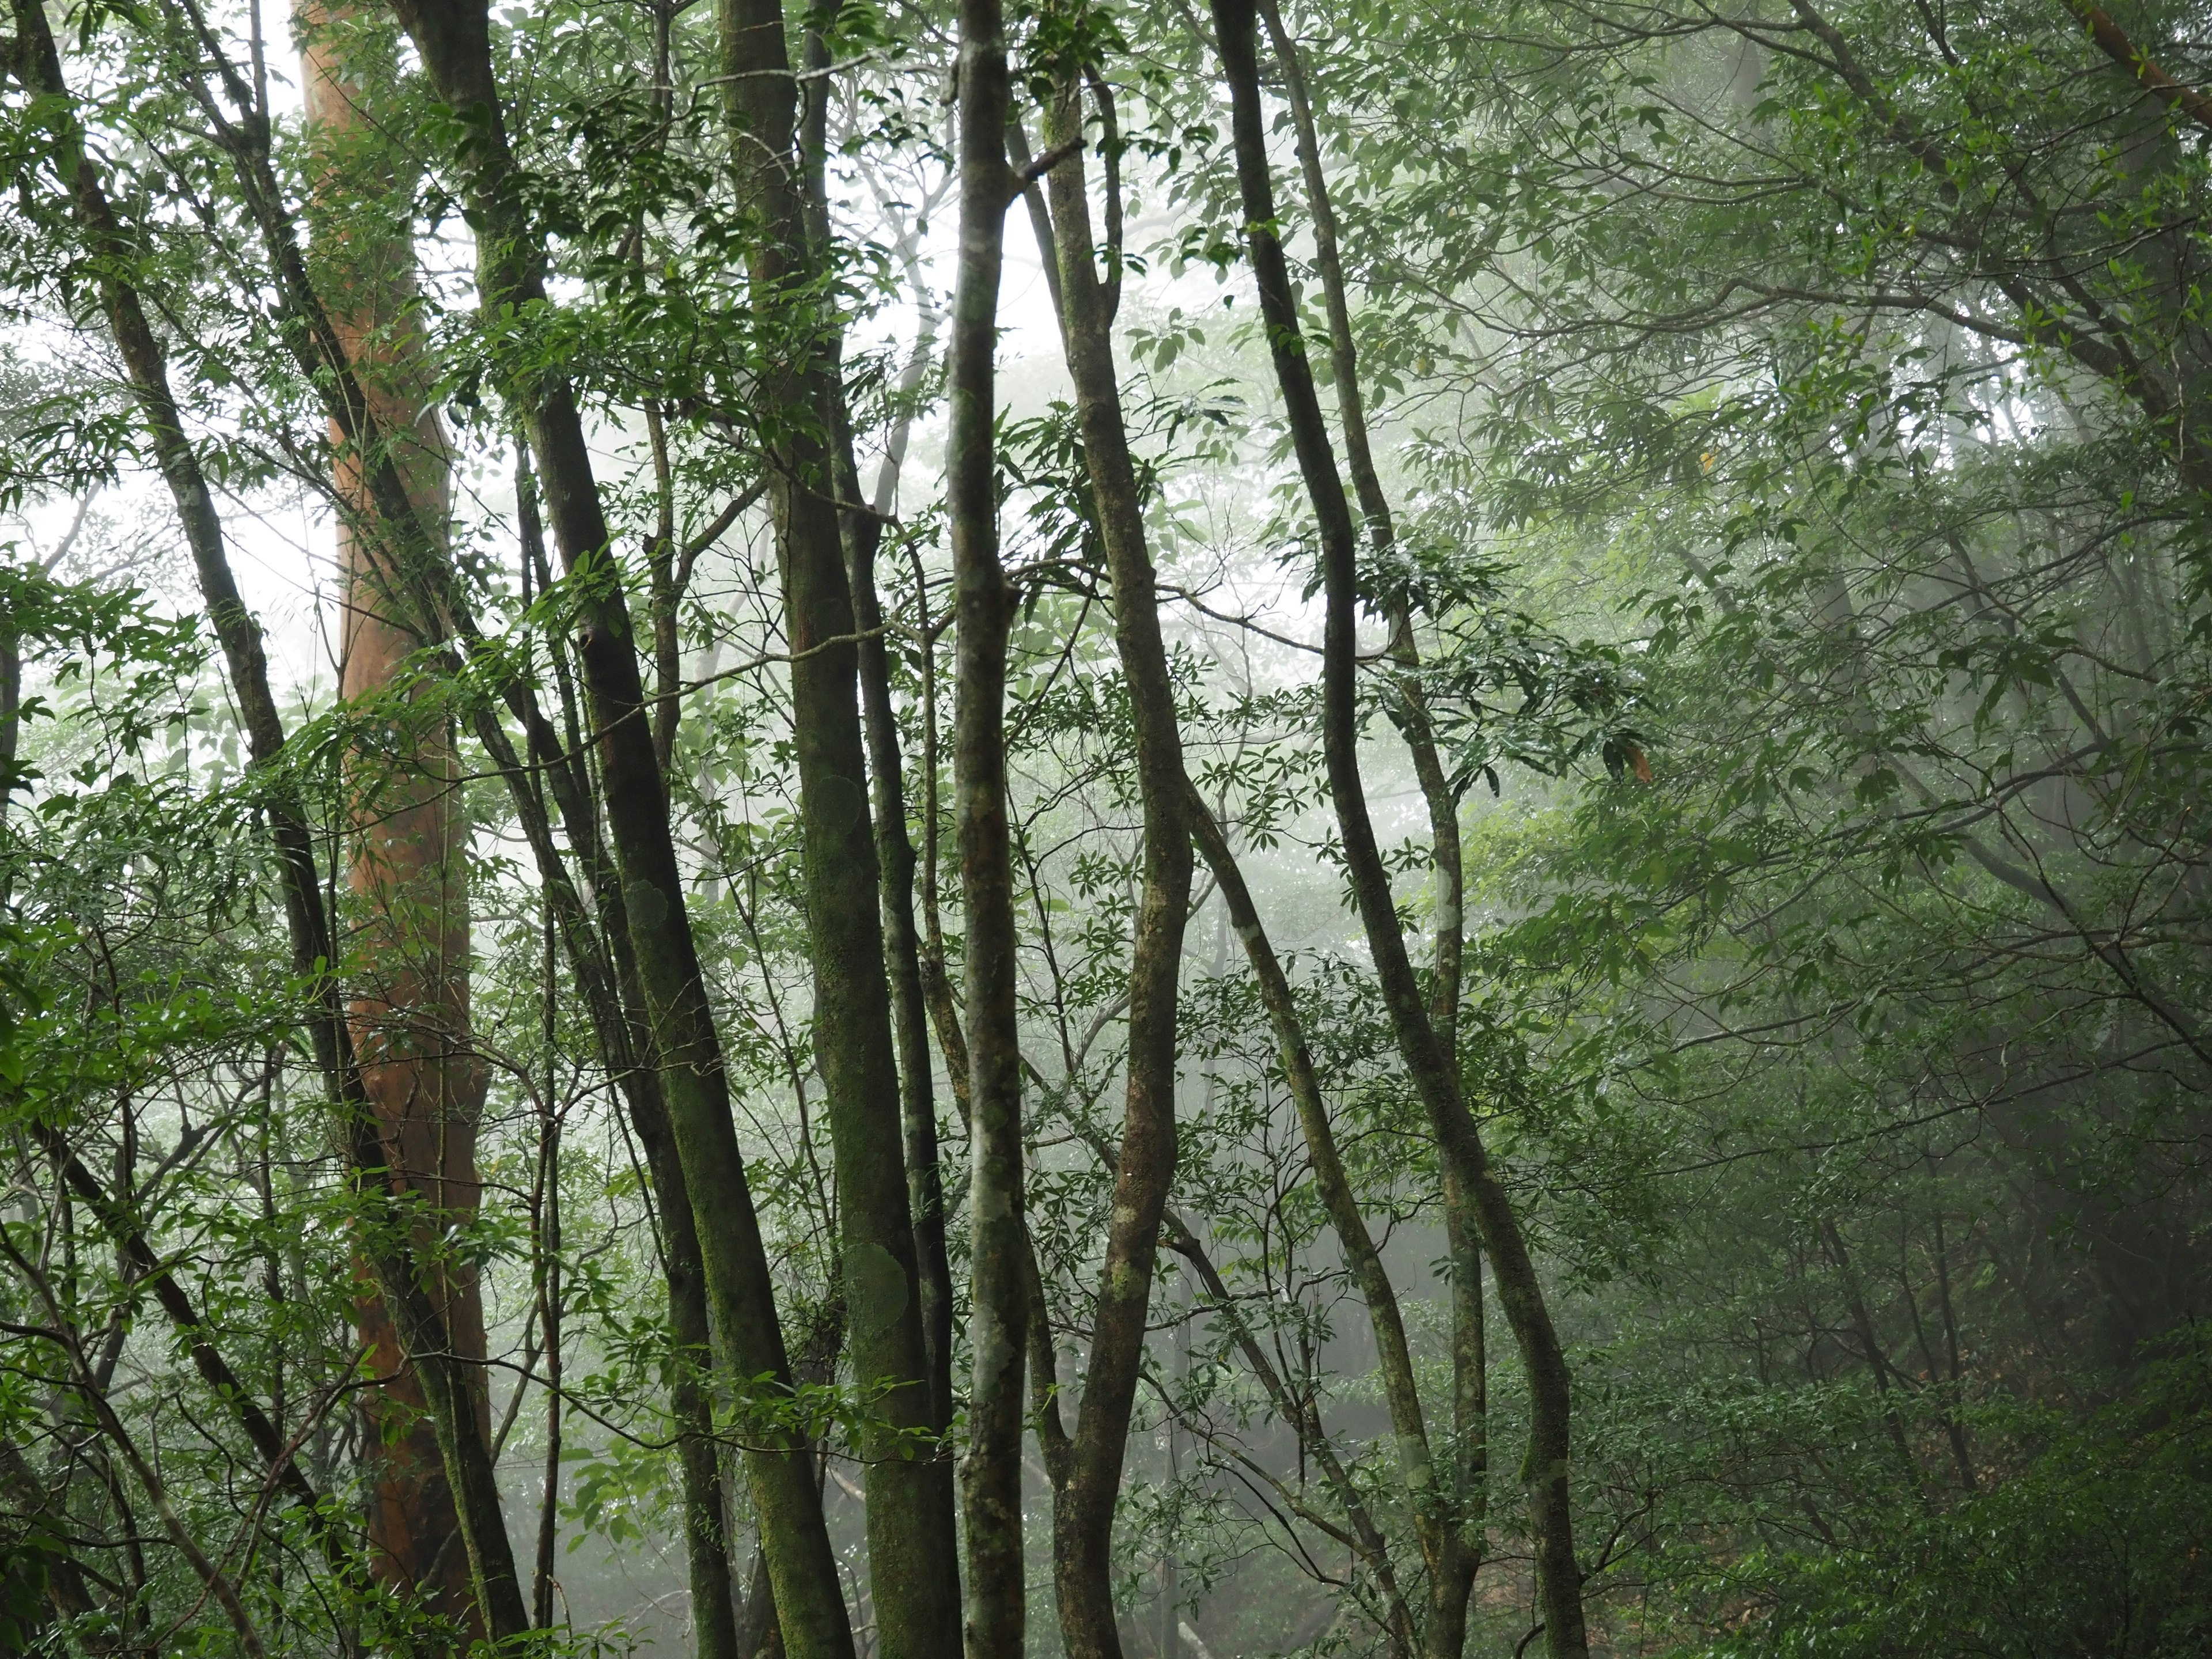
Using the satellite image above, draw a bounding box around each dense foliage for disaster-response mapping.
[1,1,2207,1656]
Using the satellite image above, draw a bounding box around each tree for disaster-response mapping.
[4,2,2211,1657]
[294,1,486,1622]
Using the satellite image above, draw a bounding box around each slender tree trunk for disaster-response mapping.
[515,453,745,1659]
[1,603,17,914]
[802,0,959,1499]
[1160,1213,1414,1658]
[948,6,1026,1657]
[1182,787,1429,1657]
[1027,77,1195,1659]
[850,457,960,1439]
[377,7,853,1654]
[1252,13,1488,1636]
[828,263,958,1433]
[643,400,685,773]
[1929,1214,1976,1490]
[715,11,961,1655]
[1821,1220,1925,1497]
[1207,6,1588,1654]
[908,552,974,1122]
[294,8,487,1624]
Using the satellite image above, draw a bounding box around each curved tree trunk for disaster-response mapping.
[1255,9,1486,1647]
[1024,77,1195,1659]
[1208,4,1589,1654]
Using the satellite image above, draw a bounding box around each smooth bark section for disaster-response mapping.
[377,6,850,1655]
[948,7,1025,1658]
[293,7,486,1620]
[1255,0,1389,552]
[1028,81,1195,1659]
[1208,4,1589,1654]
[4,7,528,1639]
[262,150,738,1639]
[716,8,959,1654]
[0,619,17,823]
[196,21,738,1643]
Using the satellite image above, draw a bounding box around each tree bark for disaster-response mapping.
[293,7,486,1624]
[714,10,961,1656]
[5,5,529,1638]
[948,6,1027,1658]
[1207,5,1588,1654]
[376,7,853,1654]
[828,262,959,1434]
[1027,79,1195,1659]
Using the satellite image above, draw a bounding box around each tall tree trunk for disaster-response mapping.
[257,126,743,1642]
[377,7,853,1654]
[294,7,486,1624]
[515,454,745,1659]
[716,10,961,1656]
[1255,8,1486,1644]
[825,255,957,1431]
[1206,5,1589,1654]
[7,6,529,1631]
[1026,73,1194,1659]
[947,5,1026,1657]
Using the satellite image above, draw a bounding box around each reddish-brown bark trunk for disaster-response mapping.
[297,6,488,1621]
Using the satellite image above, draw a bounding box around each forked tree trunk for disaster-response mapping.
[295,5,486,1625]
[715,10,961,1654]
[1181,786,1422,1659]
[513,455,744,1659]
[1208,4,1589,1654]
[822,258,957,1431]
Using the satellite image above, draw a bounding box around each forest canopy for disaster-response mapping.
[0,0,2207,1656]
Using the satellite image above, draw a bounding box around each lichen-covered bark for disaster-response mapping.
[714,9,961,1654]
[947,7,1027,1657]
